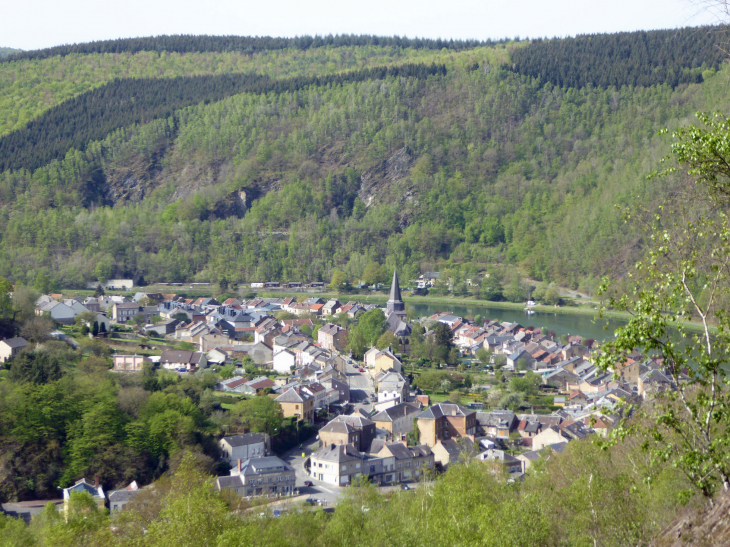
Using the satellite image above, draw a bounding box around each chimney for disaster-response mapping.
[237,459,242,474]
[94,476,99,489]
[400,439,408,446]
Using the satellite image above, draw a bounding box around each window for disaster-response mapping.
[295,405,299,409]
[406,462,411,468]
[356,463,361,469]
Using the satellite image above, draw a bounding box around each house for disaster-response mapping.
[113,302,141,323]
[364,347,381,368]
[86,279,134,291]
[476,411,518,439]
[199,333,235,352]
[516,450,543,473]
[219,433,271,462]
[83,313,110,333]
[318,415,376,451]
[62,478,105,517]
[318,323,348,353]
[320,375,350,404]
[112,354,149,372]
[507,348,536,370]
[144,318,181,337]
[108,481,141,514]
[301,382,328,409]
[310,443,364,487]
[82,297,101,313]
[321,299,341,316]
[0,337,29,363]
[431,437,476,468]
[216,376,250,392]
[1,499,64,524]
[318,420,364,450]
[372,348,402,375]
[478,448,522,475]
[517,420,541,438]
[35,301,76,324]
[417,401,477,447]
[273,349,297,374]
[371,402,421,439]
[159,349,207,370]
[377,371,409,403]
[217,457,296,497]
[275,387,314,423]
[242,376,276,395]
[532,425,571,450]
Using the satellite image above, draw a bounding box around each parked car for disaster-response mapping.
[358,367,365,372]
[401,484,410,491]
[304,481,313,487]
[177,368,188,373]
[304,498,315,506]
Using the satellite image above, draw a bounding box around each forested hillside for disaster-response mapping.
[0,47,20,58]
[510,26,728,88]
[0,28,727,291]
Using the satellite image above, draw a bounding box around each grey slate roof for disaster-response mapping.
[320,421,355,435]
[108,489,137,503]
[313,443,362,462]
[275,388,311,403]
[371,403,420,422]
[418,401,475,420]
[1,337,28,349]
[222,433,268,448]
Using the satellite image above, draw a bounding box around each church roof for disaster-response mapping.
[388,269,403,304]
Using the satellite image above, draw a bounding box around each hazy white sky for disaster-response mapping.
[2,0,723,51]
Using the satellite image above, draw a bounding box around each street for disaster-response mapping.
[275,362,377,507]
[345,360,376,414]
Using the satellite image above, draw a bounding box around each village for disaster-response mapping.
[0,270,677,519]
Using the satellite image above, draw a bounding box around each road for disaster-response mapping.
[345,360,376,414]
[275,362,377,507]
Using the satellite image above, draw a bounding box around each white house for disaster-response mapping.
[273,349,297,374]
[0,337,29,363]
[309,444,363,486]
[219,433,271,463]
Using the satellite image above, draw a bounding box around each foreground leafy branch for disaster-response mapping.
[597,112,730,498]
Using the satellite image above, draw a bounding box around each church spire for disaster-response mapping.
[387,268,405,316]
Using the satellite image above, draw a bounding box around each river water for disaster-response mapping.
[408,302,625,342]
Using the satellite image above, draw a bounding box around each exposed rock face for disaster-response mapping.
[359,147,413,208]
[653,492,730,547]
[211,189,248,219]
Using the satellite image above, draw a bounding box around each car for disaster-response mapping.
[401,484,410,491]
[303,481,313,487]
[177,368,188,373]
[358,367,365,372]
[304,498,315,506]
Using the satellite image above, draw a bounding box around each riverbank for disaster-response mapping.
[257,290,625,319]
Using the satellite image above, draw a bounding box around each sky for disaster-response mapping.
[1,0,724,51]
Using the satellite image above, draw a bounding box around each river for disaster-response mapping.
[408,302,625,342]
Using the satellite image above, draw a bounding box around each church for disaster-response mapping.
[385,269,412,349]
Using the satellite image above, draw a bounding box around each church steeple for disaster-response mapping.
[386,268,406,316]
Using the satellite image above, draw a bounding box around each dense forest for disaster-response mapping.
[0,28,728,291]
[0,63,447,172]
[0,45,477,138]
[509,26,729,88]
[0,47,20,58]
[1,34,507,63]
